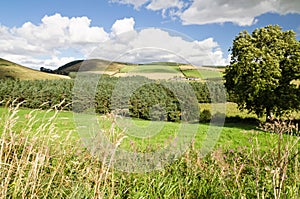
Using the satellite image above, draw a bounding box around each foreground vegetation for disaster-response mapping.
[0,103,299,198]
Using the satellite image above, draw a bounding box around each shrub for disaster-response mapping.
[200,109,212,122]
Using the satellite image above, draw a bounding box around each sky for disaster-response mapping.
[0,0,300,69]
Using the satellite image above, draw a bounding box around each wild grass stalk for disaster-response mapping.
[0,101,299,198]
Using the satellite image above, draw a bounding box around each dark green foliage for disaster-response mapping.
[128,82,180,121]
[0,79,73,109]
[225,25,300,119]
[0,76,226,121]
[190,81,227,103]
[200,109,212,122]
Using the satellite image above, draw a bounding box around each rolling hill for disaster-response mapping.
[44,59,129,75]
[47,59,225,80]
[0,58,70,80]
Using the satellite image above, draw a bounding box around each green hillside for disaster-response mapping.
[0,58,70,80]
[55,59,225,80]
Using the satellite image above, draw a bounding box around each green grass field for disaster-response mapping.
[119,64,181,73]
[179,65,224,80]
[116,64,184,79]
[0,104,291,151]
[132,64,180,73]
[114,62,226,80]
[0,104,299,198]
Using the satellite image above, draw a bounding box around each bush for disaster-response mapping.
[200,109,212,122]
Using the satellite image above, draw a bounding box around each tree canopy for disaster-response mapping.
[225,25,300,119]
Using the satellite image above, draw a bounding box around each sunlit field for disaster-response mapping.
[0,103,299,198]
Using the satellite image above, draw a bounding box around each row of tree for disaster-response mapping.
[0,76,226,122]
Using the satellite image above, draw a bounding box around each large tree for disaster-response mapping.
[225,25,300,119]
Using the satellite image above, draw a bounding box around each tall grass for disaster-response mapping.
[0,101,119,198]
[0,102,299,198]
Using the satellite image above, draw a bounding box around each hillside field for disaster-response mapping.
[0,58,70,80]
[44,58,225,80]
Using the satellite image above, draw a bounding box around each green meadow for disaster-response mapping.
[0,104,275,151]
[0,104,299,198]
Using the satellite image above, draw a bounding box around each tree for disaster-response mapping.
[225,25,300,120]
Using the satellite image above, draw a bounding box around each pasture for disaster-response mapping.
[179,65,224,80]
[0,104,299,198]
[116,63,184,80]
[85,62,225,80]
[0,105,262,150]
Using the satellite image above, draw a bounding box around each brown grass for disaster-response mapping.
[0,58,70,80]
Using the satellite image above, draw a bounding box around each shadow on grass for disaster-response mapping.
[209,116,261,131]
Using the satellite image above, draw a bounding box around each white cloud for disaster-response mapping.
[180,0,300,26]
[111,17,135,36]
[0,13,109,69]
[111,0,300,26]
[0,14,228,69]
[68,16,109,43]
[180,0,275,26]
[13,14,109,47]
[90,28,227,66]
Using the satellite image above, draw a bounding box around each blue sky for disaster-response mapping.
[0,0,300,69]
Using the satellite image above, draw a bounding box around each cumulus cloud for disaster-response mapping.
[90,28,227,66]
[12,14,109,49]
[0,13,109,69]
[181,0,300,26]
[111,0,300,26]
[0,14,228,69]
[111,17,135,36]
[180,0,284,26]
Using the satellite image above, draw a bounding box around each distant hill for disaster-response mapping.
[0,58,70,80]
[41,59,129,75]
[41,58,225,80]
